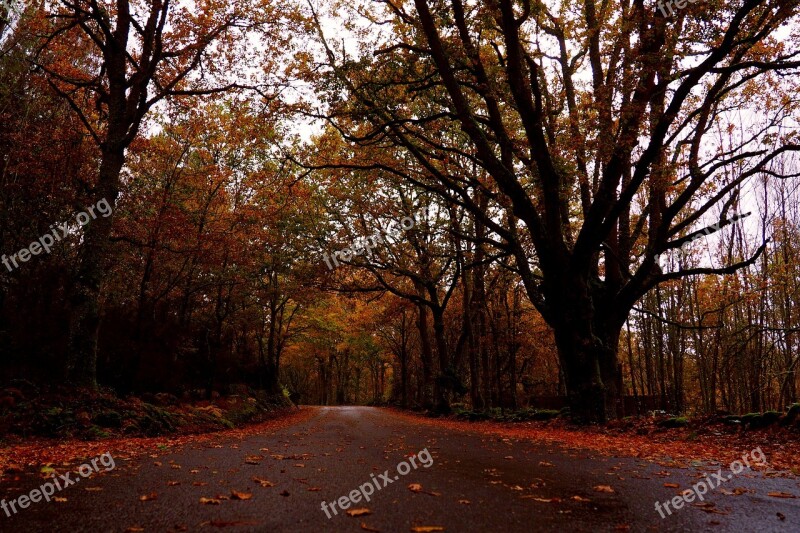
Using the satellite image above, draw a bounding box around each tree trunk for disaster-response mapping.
[66,148,124,387]
[431,306,451,414]
[416,302,434,408]
[548,278,623,423]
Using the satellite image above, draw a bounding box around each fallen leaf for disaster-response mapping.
[410,527,445,532]
[308,487,322,491]
[539,461,554,467]
[522,496,561,503]
[84,487,103,492]
[192,482,208,487]
[730,487,748,495]
[139,492,158,502]
[206,520,260,527]
[767,491,796,498]
[54,497,67,502]
[593,485,615,493]
[252,477,274,487]
[346,508,372,517]
[199,497,221,505]
[245,455,263,465]
[663,483,680,488]
[231,490,253,500]
[571,495,591,502]
[408,483,423,493]
[124,528,144,532]
[692,502,729,514]
[361,523,380,533]
[458,499,470,504]
[166,481,180,486]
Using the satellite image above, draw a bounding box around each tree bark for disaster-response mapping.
[65,148,123,387]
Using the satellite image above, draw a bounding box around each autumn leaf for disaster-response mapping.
[593,485,615,493]
[54,497,68,503]
[139,492,158,502]
[663,483,680,488]
[571,495,591,502]
[410,527,445,532]
[458,499,470,504]
[252,477,274,487]
[361,523,381,532]
[205,520,261,527]
[719,487,748,496]
[166,481,180,486]
[346,508,372,517]
[231,490,253,500]
[199,497,221,505]
[408,483,423,493]
[245,455,263,465]
[522,495,561,503]
[767,491,796,498]
[538,461,554,467]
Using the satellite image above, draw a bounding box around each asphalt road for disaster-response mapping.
[1,406,799,532]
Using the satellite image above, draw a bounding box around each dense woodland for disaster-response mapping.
[1,0,799,423]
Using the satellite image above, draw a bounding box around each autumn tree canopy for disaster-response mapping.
[0,0,798,425]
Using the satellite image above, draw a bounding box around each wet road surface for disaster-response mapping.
[1,406,799,532]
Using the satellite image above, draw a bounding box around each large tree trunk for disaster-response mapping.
[65,148,123,387]
[542,270,625,423]
[551,299,623,423]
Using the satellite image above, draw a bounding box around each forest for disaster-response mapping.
[1,0,799,427]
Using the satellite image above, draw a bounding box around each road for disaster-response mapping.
[1,406,799,532]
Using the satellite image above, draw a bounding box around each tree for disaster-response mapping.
[307,0,800,422]
[30,0,284,387]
